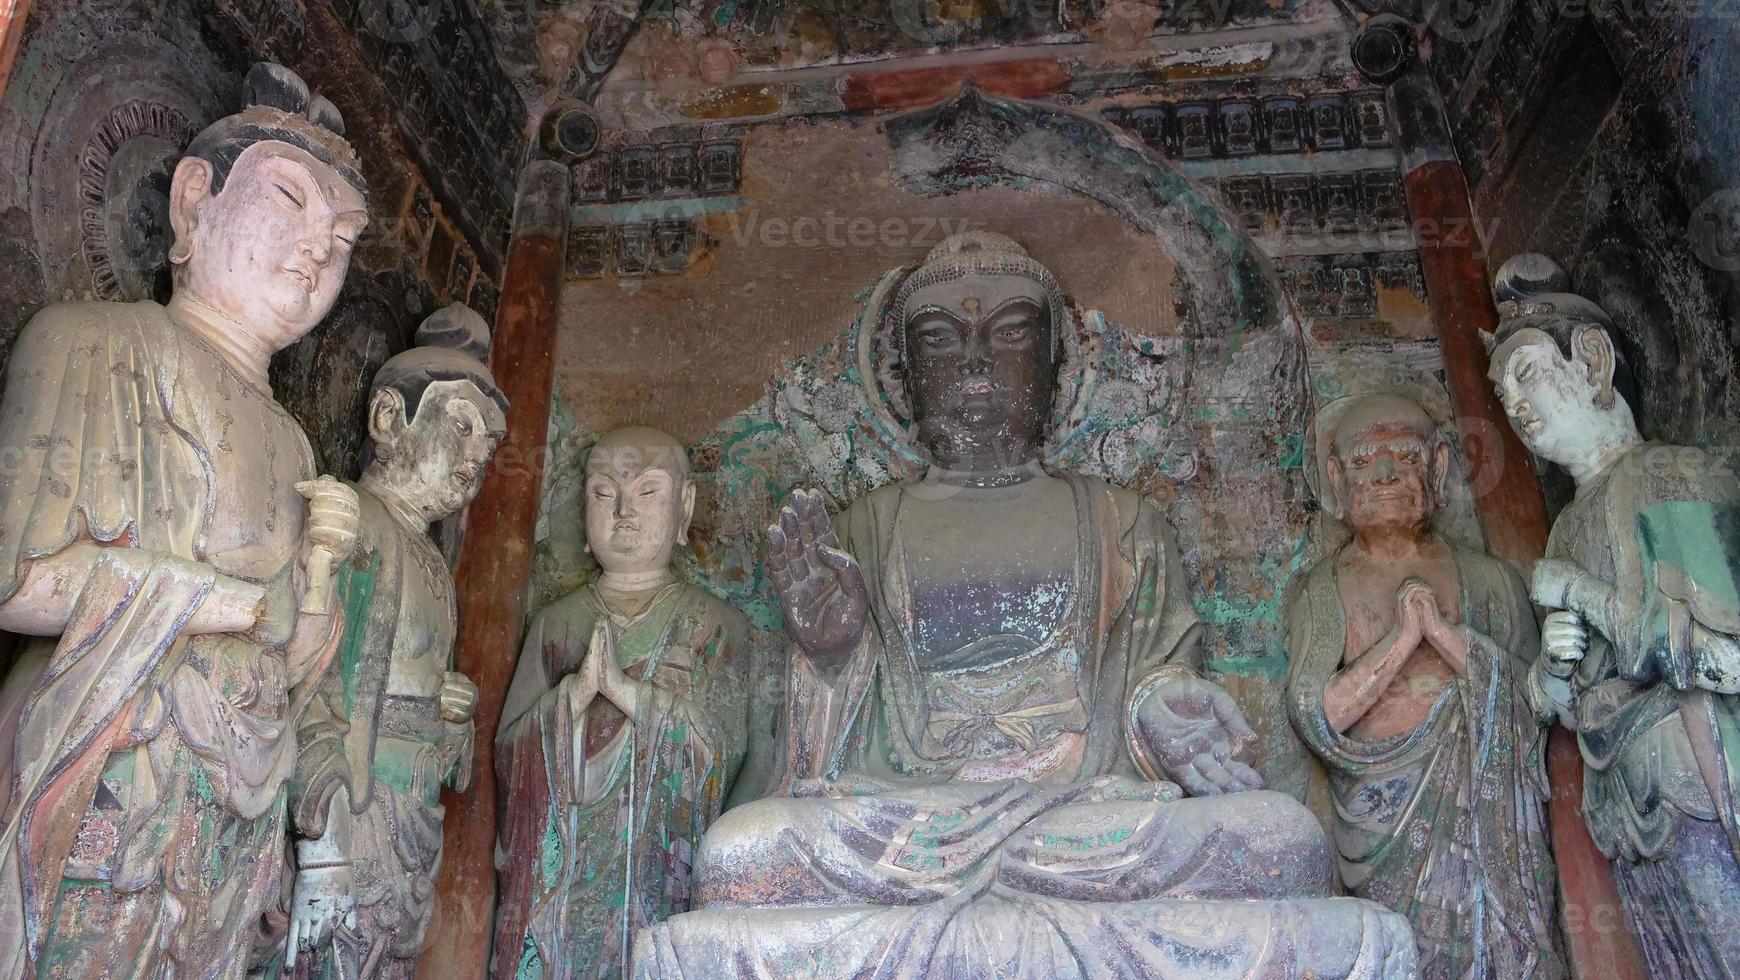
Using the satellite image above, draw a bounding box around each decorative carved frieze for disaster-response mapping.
[1280,252,1425,320]
[1102,90,1393,160]
[566,217,708,280]
[574,130,744,206]
[1203,169,1412,240]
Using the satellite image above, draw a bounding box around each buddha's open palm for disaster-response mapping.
[1136,675,1263,796]
[767,489,868,664]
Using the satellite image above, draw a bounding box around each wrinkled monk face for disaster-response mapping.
[902,274,1055,468]
[373,379,503,522]
[1488,328,1598,467]
[1330,421,1440,536]
[175,140,367,348]
[585,440,692,576]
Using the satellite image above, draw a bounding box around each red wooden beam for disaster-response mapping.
[419,160,568,980]
[0,0,31,105]
[1389,65,1646,980]
[839,58,1068,113]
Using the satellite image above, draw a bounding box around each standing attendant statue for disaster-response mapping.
[492,428,751,980]
[1489,254,1740,978]
[1286,392,1563,978]
[280,305,507,978]
[0,64,365,978]
[636,232,1416,979]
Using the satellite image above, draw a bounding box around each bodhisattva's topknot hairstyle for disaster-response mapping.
[183,63,367,200]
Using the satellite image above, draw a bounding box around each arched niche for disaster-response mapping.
[546,86,1319,801]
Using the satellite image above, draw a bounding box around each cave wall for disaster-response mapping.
[1433,2,1740,479]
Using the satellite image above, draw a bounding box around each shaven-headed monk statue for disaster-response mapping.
[635,232,1417,979]
[493,427,751,979]
[1286,392,1563,979]
[0,64,365,978]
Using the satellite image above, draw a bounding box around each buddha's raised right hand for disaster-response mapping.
[767,489,867,665]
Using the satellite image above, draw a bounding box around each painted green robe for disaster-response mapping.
[283,488,473,979]
[1286,547,1562,979]
[491,582,749,980]
[1546,442,1740,978]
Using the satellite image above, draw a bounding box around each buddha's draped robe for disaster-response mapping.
[1286,547,1563,979]
[492,582,749,980]
[0,302,338,980]
[1548,442,1740,978]
[636,475,1417,979]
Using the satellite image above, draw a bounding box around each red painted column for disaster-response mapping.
[1389,65,1645,980]
[420,160,568,980]
[0,0,31,104]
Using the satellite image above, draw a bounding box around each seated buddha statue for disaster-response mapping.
[633,232,1416,979]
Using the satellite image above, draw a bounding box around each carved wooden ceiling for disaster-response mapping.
[471,0,1341,116]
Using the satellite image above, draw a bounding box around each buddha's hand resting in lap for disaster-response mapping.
[1134,675,1264,796]
[767,488,868,667]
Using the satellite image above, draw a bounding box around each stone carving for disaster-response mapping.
[0,64,367,977]
[281,305,508,978]
[16,19,235,304]
[635,233,1416,978]
[75,100,202,301]
[1286,392,1563,979]
[494,428,752,979]
[1102,89,1390,160]
[1211,170,1411,240]
[1489,254,1740,979]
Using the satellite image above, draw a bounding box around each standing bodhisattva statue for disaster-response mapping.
[0,64,365,978]
[1489,254,1740,978]
[493,427,751,980]
[1286,392,1563,979]
[635,232,1417,979]
[281,305,507,978]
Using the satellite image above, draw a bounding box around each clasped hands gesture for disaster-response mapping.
[559,620,642,723]
[1394,576,1459,657]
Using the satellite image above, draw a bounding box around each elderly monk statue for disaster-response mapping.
[0,64,365,978]
[492,428,751,979]
[279,305,508,978]
[1489,254,1740,978]
[1285,392,1563,979]
[635,232,1416,979]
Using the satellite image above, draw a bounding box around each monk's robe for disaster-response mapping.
[1546,443,1740,978]
[492,581,749,980]
[287,489,473,979]
[0,302,339,979]
[637,475,1417,979]
[1286,548,1563,979]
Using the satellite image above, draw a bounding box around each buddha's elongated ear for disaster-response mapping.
[168,156,215,266]
[678,480,697,546]
[1572,324,1619,410]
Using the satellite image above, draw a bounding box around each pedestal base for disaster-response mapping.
[634,893,1417,978]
